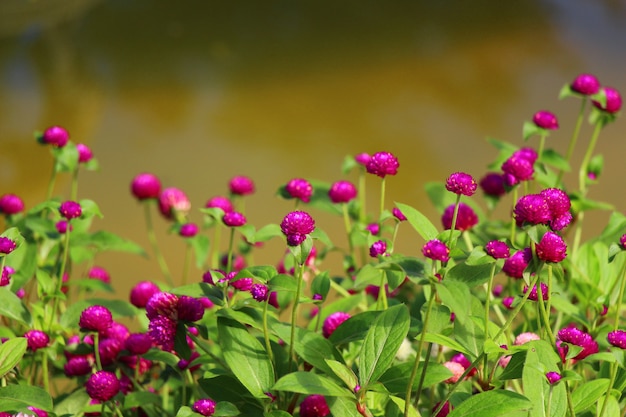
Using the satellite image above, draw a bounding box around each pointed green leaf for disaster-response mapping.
[0,287,31,325]
[0,338,27,378]
[448,390,532,417]
[0,385,53,413]
[273,372,353,397]
[395,203,438,241]
[325,359,358,391]
[571,378,610,413]
[328,310,381,346]
[446,262,493,287]
[522,341,566,417]
[380,361,452,394]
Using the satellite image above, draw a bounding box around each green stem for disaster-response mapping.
[612,260,626,331]
[46,164,58,201]
[342,204,354,259]
[379,177,386,221]
[447,195,462,250]
[556,99,587,186]
[377,271,388,310]
[598,363,618,417]
[262,296,274,365]
[510,186,518,244]
[48,223,71,332]
[41,350,50,394]
[358,170,366,223]
[226,228,235,273]
[546,385,553,417]
[143,202,173,286]
[485,263,497,340]
[94,332,102,371]
[462,230,473,252]
[288,261,305,373]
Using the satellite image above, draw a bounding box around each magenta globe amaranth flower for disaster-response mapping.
[365,151,399,178]
[366,223,380,236]
[0,237,16,255]
[328,180,357,203]
[130,173,161,200]
[443,361,465,384]
[222,211,247,227]
[354,152,371,166]
[533,110,559,130]
[433,401,452,417]
[87,266,110,284]
[86,370,120,401]
[502,297,515,310]
[620,234,626,250]
[56,220,72,234]
[129,280,161,308]
[146,291,179,320]
[179,222,199,237]
[27,407,48,417]
[0,194,24,215]
[229,175,255,195]
[323,311,351,338]
[546,371,562,385]
[205,195,233,213]
[64,356,93,377]
[441,203,478,231]
[76,143,94,163]
[369,240,387,257]
[192,398,217,417]
[607,330,626,349]
[514,332,540,345]
[570,73,600,95]
[445,172,477,196]
[250,283,269,302]
[299,394,330,417]
[502,248,532,279]
[125,333,153,355]
[158,187,190,219]
[485,240,510,259]
[280,210,315,246]
[593,87,622,114]
[177,295,205,322]
[536,231,567,263]
[41,125,69,147]
[59,200,82,220]
[148,315,177,351]
[524,283,549,301]
[422,239,450,263]
[392,207,406,221]
[479,172,506,197]
[24,330,49,351]
[556,326,598,361]
[514,194,551,227]
[502,154,534,187]
[285,178,313,203]
[79,305,113,332]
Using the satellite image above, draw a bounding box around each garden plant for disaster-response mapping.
[1,74,625,417]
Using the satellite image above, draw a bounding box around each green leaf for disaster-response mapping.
[395,203,438,241]
[379,361,452,394]
[447,390,532,417]
[73,230,146,255]
[571,378,610,413]
[311,271,331,299]
[53,388,89,417]
[325,359,359,391]
[272,372,353,397]
[328,310,381,346]
[53,144,79,173]
[265,412,293,417]
[446,262,493,287]
[175,406,195,417]
[499,351,526,380]
[214,401,240,417]
[0,338,27,378]
[142,348,181,368]
[60,298,139,328]
[359,304,410,388]
[328,396,359,417]
[0,287,31,325]
[218,317,275,398]
[0,385,53,413]
[190,234,210,268]
[541,149,570,171]
[523,121,542,141]
[388,396,420,417]
[123,391,162,409]
[198,375,264,415]
[254,224,283,243]
[522,341,566,417]
[353,264,383,291]
[421,333,471,357]
[268,274,297,293]
[78,199,103,219]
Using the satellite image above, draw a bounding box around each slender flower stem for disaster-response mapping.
[447,195,461,249]
[556,99,587,186]
[226,228,236,273]
[546,385,554,417]
[358,170,366,223]
[41,350,50,394]
[485,263,497,340]
[288,261,305,373]
[262,296,274,365]
[48,224,71,332]
[379,177,387,221]
[46,165,58,201]
[342,204,354,258]
[143,202,173,286]
[405,283,436,416]
[510,186,518,244]
[94,332,103,371]
[377,271,388,310]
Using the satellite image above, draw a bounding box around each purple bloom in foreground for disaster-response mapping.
[502,248,532,279]
[328,180,357,204]
[146,292,179,320]
[76,143,94,163]
[0,194,24,215]
[593,87,622,114]
[148,315,177,351]
[222,211,247,227]
[445,172,477,196]
[366,151,399,178]
[125,333,153,355]
[570,73,600,96]
[205,195,233,213]
[230,277,253,291]
[280,211,315,246]
[485,241,510,259]
[250,284,269,302]
[514,194,551,227]
[192,398,217,416]
[524,283,549,301]
[536,232,567,263]
[607,330,626,349]
[441,203,478,231]
[479,172,506,197]
[41,125,69,147]
[129,281,161,308]
[130,173,161,200]
[369,240,387,258]
[59,200,82,220]
[546,371,562,385]
[422,239,450,263]
[392,207,406,221]
[323,312,351,338]
[229,176,255,196]
[366,223,380,236]
[533,110,559,130]
[79,305,113,332]
[86,370,120,401]
[285,178,313,203]
[502,154,534,187]
[0,237,16,255]
[557,326,598,362]
[502,297,515,310]
[179,222,199,238]
[177,296,205,322]
[25,330,49,351]
[299,394,330,417]
[158,187,191,219]
[64,356,92,377]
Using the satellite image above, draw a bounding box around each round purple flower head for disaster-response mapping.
[422,239,450,263]
[432,401,452,417]
[328,180,357,204]
[323,311,351,338]
[514,194,551,227]
[1,266,14,286]
[79,305,113,332]
[285,178,313,203]
[620,234,626,250]
[607,330,626,349]
[230,277,253,291]
[222,211,247,227]
[229,176,255,196]
[125,333,153,355]
[524,283,549,301]
[540,188,571,217]
[25,330,49,351]
[366,223,380,236]
[177,296,205,322]
[533,110,559,130]
[441,203,478,231]
[205,195,233,213]
[546,371,562,385]
[41,125,69,147]
[366,151,399,178]
[59,200,82,220]
[64,356,92,377]
[479,172,506,197]
[146,292,179,320]
[250,284,269,302]
[570,73,600,95]
[502,248,532,279]
[354,153,371,166]
[179,222,199,237]
[445,172,477,196]
[485,241,510,259]
[392,207,407,221]
[98,338,122,366]
[56,220,71,234]
[88,266,110,284]
[76,143,93,163]
[299,394,330,417]
[158,187,190,219]
[0,194,25,215]
[131,173,161,200]
[557,326,598,361]
[148,315,177,351]
[593,86,622,114]
[502,154,534,187]
[86,370,120,401]
[27,407,48,417]
[129,281,161,308]
[0,237,16,255]
[536,232,567,263]
[502,297,515,310]
[192,398,217,416]
[280,211,315,246]
[369,240,387,258]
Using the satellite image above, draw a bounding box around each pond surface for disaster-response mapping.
[1,0,625,288]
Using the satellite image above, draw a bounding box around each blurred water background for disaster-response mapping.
[1,0,625,292]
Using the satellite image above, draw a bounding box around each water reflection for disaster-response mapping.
[0,0,625,287]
